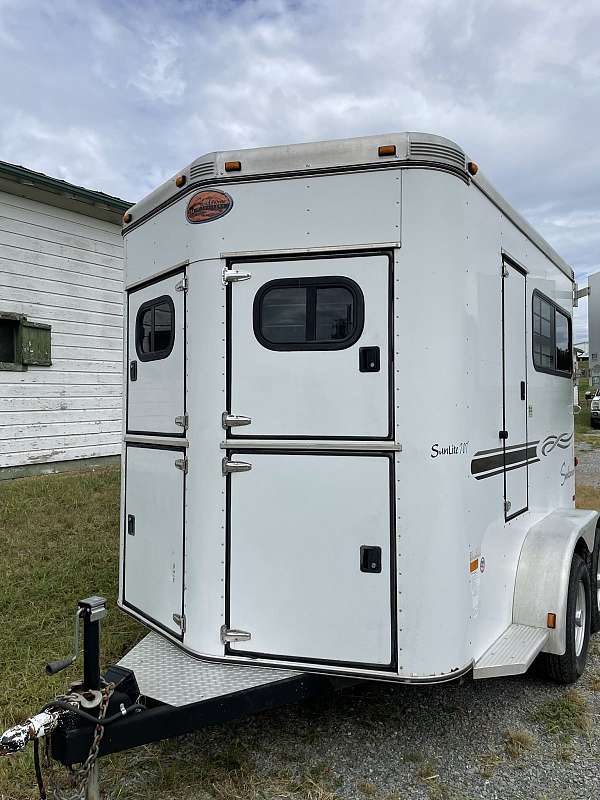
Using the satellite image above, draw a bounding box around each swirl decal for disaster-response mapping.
[541,432,573,456]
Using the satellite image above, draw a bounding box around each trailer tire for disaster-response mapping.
[541,553,590,684]
[590,527,600,634]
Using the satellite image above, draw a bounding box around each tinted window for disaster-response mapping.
[555,310,571,372]
[261,287,307,343]
[532,291,572,377]
[254,277,364,351]
[316,287,354,341]
[135,295,175,361]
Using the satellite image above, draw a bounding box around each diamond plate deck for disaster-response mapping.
[473,624,549,680]
[119,633,302,706]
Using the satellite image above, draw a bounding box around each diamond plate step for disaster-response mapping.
[118,633,302,706]
[473,624,549,680]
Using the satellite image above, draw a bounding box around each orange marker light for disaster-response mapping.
[467,161,479,176]
[547,612,557,629]
[469,558,479,573]
[378,144,396,157]
[175,174,186,188]
[225,161,241,172]
[123,211,132,224]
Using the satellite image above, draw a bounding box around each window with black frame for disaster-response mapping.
[135,296,175,361]
[532,291,572,376]
[253,277,364,351]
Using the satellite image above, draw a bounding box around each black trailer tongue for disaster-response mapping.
[1,597,351,800]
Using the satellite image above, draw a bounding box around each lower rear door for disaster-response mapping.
[227,452,394,667]
[123,445,185,637]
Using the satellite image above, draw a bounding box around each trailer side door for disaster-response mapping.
[502,259,528,519]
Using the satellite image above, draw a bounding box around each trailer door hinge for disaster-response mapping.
[173,613,186,633]
[175,457,188,473]
[175,414,189,429]
[175,276,188,292]
[222,458,252,476]
[220,625,251,644]
[222,268,252,285]
[222,412,251,429]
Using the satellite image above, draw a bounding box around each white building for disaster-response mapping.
[588,272,600,385]
[0,160,131,477]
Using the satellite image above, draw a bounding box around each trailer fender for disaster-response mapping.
[513,509,599,655]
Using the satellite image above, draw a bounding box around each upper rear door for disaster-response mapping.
[228,253,392,439]
[127,270,185,436]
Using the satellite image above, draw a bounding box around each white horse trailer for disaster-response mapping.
[119,132,600,689]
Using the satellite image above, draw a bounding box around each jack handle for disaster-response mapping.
[45,607,82,676]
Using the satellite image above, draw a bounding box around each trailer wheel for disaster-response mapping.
[541,553,590,684]
[590,527,600,634]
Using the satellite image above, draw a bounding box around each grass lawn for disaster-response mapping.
[0,467,144,798]
[1,466,600,799]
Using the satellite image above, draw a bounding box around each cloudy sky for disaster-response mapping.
[0,0,598,337]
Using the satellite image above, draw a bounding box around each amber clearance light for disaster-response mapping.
[123,211,132,224]
[378,144,396,157]
[225,161,242,172]
[175,174,187,188]
[467,161,479,176]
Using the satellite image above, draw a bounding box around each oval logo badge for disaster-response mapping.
[186,190,233,224]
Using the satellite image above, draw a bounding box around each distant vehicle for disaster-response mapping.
[591,392,600,427]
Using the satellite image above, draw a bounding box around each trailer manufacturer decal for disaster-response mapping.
[430,441,469,459]
[186,190,233,223]
[541,432,573,456]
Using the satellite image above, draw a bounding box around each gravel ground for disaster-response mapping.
[111,642,600,800]
[576,439,600,487]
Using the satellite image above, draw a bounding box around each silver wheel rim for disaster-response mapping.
[574,580,586,657]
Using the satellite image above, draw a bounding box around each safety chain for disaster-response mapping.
[40,683,114,800]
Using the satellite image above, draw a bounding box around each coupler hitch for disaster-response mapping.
[0,596,143,799]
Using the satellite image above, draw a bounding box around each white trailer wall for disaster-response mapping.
[0,189,124,470]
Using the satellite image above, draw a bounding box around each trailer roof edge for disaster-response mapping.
[122,131,574,281]
[470,169,574,282]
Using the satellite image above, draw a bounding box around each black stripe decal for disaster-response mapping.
[471,445,537,477]
[473,458,540,481]
[472,440,540,458]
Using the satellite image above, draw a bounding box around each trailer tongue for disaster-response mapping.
[0,598,350,799]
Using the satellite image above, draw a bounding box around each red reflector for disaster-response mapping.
[575,457,579,466]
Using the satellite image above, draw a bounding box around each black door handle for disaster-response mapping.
[360,545,382,573]
[520,381,526,401]
[130,360,138,381]
[127,514,135,536]
[359,346,380,372]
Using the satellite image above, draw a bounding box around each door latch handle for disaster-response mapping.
[127,514,135,536]
[129,360,137,381]
[360,545,382,573]
[520,381,526,401]
[499,430,508,440]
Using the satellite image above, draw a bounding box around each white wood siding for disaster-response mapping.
[0,190,123,468]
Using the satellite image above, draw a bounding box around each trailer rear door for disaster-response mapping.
[227,253,392,439]
[127,270,185,436]
[123,445,185,637]
[227,452,394,666]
